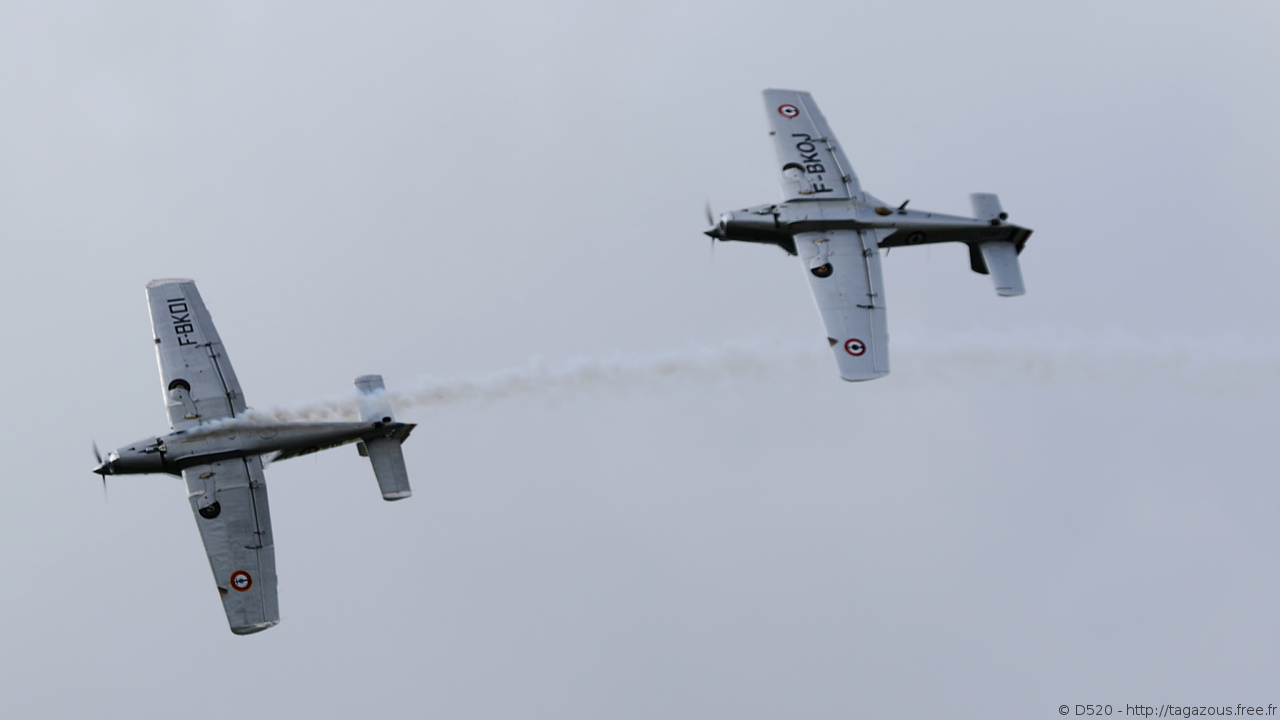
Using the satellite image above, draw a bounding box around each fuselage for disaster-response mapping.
[95,420,409,476]
[707,198,1029,255]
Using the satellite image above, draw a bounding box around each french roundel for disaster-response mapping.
[230,570,253,592]
[777,104,799,118]
[844,338,867,357]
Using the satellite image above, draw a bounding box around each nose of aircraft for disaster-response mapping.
[702,202,726,239]
[91,442,116,475]
[704,212,728,239]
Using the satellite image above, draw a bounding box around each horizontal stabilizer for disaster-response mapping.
[364,437,412,501]
[970,193,1006,223]
[355,375,412,500]
[355,374,393,423]
[977,241,1026,296]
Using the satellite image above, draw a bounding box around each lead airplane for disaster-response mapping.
[93,279,415,634]
[707,89,1033,381]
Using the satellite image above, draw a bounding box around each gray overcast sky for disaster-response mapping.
[2,1,1278,717]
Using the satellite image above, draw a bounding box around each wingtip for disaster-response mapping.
[839,371,890,383]
[230,619,279,636]
[146,278,196,288]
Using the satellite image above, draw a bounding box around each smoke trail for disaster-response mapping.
[239,331,1280,424]
[243,339,822,423]
[893,329,1280,395]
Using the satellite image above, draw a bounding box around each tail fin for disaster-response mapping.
[354,375,413,501]
[968,194,1026,297]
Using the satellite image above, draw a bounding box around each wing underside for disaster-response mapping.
[147,279,246,432]
[796,229,889,381]
[763,89,859,202]
[182,456,278,634]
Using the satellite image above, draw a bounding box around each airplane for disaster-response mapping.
[93,279,415,635]
[706,89,1033,381]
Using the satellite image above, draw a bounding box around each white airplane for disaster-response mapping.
[94,279,414,634]
[707,89,1033,381]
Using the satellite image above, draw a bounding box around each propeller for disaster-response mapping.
[92,441,108,501]
[704,201,718,262]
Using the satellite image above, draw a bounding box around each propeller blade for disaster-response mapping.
[91,440,111,503]
[704,201,717,263]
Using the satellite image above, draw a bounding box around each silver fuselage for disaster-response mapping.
[96,420,406,476]
[707,198,1029,255]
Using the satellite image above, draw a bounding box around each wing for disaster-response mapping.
[147,279,247,432]
[763,89,859,202]
[182,456,279,635]
[796,229,889,381]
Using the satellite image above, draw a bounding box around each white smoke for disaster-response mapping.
[893,329,1280,395]
[238,331,1280,424]
[242,339,822,424]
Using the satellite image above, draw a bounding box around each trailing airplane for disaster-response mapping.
[93,279,414,635]
[706,89,1033,381]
